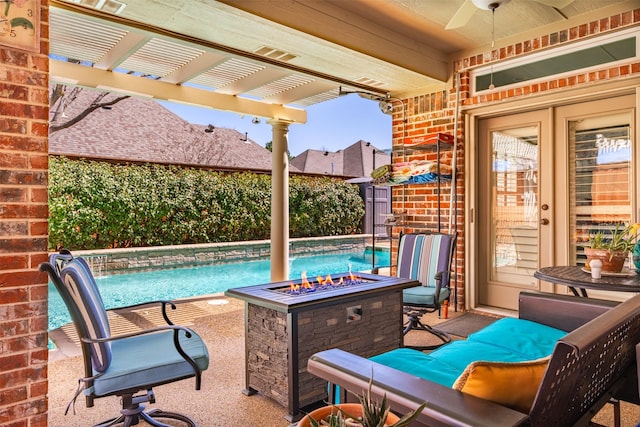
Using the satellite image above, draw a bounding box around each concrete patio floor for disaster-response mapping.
[47,295,640,426]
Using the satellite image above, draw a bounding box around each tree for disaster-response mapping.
[265,140,293,160]
[49,84,131,134]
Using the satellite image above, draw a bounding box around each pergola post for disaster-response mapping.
[269,119,291,281]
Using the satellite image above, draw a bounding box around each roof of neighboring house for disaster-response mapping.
[48,87,299,172]
[291,140,390,178]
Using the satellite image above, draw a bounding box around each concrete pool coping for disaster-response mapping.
[73,235,389,276]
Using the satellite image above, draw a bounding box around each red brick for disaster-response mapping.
[0,302,47,322]
[29,221,48,236]
[0,320,30,339]
[0,205,49,220]
[31,122,48,136]
[28,153,48,170]
[0,135,46,152]
[0,254,28,270]
[0,152,28,168]
[0,386,28,405]
[0,398,47,423]
[0,118,28,134]
[0,188,27,203]
[0,170,47,186]
[29,188,48,204]
[29,256,48,273]
[29,380,48,398]
[29,284,48,302]
[0,83,29,101]
[0,353,28,369]
[30,349,48,366]
[3,334,48,353]
[0,288,28,304]
[0,238,48,253]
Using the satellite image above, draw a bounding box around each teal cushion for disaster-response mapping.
[426,340,534,376]
[467,318,567,360]
[371,348,463,388]
[369,318,567,389]
[403,286,450,306]
[91,329,209,396]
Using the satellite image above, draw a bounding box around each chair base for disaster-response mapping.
[96,408,197,427]
[403,309,451,351]
[94,390,197,427]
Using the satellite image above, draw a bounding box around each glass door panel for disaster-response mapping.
[491,128,539,282]
[569,114,633,267]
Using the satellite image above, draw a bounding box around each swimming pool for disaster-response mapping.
[48,248,390,331]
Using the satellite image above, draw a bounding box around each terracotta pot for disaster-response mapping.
[297,403,401,427]
[584,248,628,273]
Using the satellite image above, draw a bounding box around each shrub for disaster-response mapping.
[48,157,365,250]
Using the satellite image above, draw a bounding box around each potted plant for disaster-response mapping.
[585,223,640,273]
[298,377,426,427]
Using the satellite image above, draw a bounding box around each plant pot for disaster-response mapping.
[584,248,628,273]
[297,403,401,427]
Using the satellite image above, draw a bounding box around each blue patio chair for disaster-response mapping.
[40,249,209,427]
[396,232,456,350]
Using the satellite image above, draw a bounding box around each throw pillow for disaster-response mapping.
[452,356,550,413]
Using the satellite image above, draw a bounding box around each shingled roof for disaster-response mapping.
[49,87,299,172]
[291,140,390,178]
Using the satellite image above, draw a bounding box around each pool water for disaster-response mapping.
[48,249,390,331]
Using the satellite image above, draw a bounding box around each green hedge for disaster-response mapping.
[48,157,365,250]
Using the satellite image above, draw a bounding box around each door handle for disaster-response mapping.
[540,218,549,225]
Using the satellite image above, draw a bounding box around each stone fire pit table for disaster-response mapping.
[225,272,418,422]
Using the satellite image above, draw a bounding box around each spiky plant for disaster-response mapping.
[308,375,426,427]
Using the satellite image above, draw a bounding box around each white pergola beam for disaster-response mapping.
[50,59,307,123]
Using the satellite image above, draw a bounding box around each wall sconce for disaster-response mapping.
[252,117,261,124]
[240,132,249,142]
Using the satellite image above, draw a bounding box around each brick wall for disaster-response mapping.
[391,6,640,311]
[390,91,464,309]
[0,1,50,426]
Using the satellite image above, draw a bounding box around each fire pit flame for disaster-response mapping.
[285,271,364,296]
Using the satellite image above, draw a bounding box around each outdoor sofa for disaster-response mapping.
[307,291,640,426]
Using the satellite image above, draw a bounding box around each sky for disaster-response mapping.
[159,95,392,157]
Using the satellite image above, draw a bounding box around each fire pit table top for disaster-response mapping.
[225,272,418,313]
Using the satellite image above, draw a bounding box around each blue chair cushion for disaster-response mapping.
[371,348,463,388]
[91,329,209,397]
[467,317,567,359]
[403,285,451,306]
[370,318,567,388]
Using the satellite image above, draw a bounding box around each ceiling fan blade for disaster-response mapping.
[445,0,478,30]
[533,0,575,8]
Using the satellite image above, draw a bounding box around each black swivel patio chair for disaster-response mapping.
[392,232,456,350]
[40,249,209,427]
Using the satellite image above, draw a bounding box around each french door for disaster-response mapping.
[477,95,636,310]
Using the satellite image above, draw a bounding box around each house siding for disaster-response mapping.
[0,1,50,425]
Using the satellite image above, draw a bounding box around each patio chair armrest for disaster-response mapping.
[107,300,178,325]
[308,349,529,427]
[80,324,195,343]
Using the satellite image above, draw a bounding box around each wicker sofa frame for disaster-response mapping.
[307,292,640,427]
